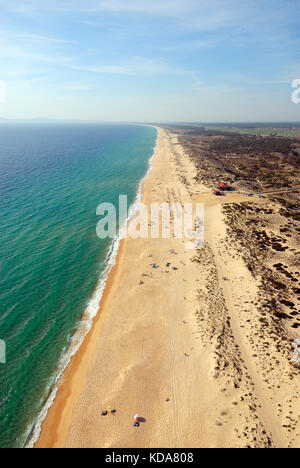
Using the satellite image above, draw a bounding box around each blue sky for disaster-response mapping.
[0,0,300,122]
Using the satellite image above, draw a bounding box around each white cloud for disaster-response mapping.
[0,0,253,28]
[192,75,241,95]
[71,57,191,76]
[0,43,71,63]
[2,0,299,37]
[0,28,73,68]
[62,84,92,91]
[0,30,74,44]
[43,0,204,16]
[78,0,197,14]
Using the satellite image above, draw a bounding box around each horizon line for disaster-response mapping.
[0,117,300,125]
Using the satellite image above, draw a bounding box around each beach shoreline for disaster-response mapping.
[33,127,160,448]
[33,240,126,448]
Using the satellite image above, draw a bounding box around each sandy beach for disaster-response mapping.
[35,127,300,449]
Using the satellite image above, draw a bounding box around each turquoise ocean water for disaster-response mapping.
[0,123,157,448]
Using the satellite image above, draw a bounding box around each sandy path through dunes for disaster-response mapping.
[205,203,300,448]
